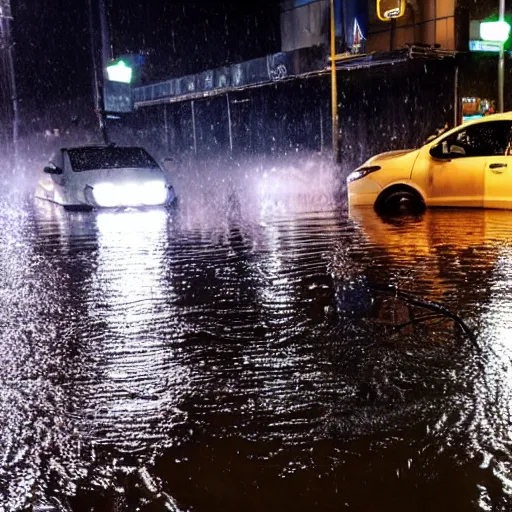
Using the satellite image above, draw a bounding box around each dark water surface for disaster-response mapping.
[2,190,512,511]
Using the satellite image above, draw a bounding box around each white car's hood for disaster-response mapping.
[70,167,169,187]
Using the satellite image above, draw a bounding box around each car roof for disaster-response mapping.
[426,111,512,147]
[60,145,148,152]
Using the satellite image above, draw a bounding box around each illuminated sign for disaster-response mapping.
[106,60,133,84]
[469,40,501,52]
[480,20,511,43]
[377,0,405,22]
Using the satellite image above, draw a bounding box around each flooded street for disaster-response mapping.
[2,175,512,511]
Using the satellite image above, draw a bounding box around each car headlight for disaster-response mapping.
[93,183,121,207]
[92,181,169,207]
[140,180,169,206]
[347,166,381,184]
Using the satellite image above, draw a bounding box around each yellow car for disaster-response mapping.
[347,113,512,213]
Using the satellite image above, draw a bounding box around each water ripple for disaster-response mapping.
[2,198,512,510]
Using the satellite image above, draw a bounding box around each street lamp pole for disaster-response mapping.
[87,0,109,144]
[329,0,339,162]
[0,0,18,171]
[499,0,506,112]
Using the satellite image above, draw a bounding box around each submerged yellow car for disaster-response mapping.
[347,113,512,213]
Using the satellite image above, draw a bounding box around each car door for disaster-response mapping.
[413,120,512,208]
[423,155,485,208]
[483,123,512,209]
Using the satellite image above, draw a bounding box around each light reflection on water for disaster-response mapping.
[82,210,189,453]
[2,197,512,510]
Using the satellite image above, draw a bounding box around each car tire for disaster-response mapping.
[376,188,425,215]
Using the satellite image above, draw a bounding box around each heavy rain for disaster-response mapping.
[2,0,512,511]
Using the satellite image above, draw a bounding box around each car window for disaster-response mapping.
[443,121,512,158]
[67,147,159,172]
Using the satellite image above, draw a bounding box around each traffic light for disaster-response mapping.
[376,0,406,22]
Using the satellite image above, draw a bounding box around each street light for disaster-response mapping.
[479,20,510,42]
[480,3,510,112]
[106,60,133,84]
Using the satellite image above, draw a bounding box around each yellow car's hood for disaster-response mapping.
[365,149,418,164]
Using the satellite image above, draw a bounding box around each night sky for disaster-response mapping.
[11,0,91,104]
[11,0,281,106]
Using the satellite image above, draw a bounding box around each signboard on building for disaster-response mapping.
[376,0,406,22]
[280,0,367,54]
[337,0,368,54]
[104,80,132,113]
[469,40,501,52]
[469,19,512,52]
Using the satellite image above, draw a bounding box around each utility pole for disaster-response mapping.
[0,0,18,171]
[87,0,110,144]
[499,0,506,113]
[329,0,339,162]
[99,0,112,67]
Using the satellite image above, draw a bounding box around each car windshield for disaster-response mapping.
[67,147,158,172]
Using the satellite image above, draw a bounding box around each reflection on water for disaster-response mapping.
[3,199,512,510]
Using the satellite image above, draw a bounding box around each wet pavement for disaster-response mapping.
[2,177,512,511]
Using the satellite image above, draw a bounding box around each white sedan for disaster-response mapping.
[35,145,177,210]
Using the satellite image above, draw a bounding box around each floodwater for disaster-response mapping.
[2,177,512,511]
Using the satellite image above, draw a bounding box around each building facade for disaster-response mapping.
[280,0,459,53]
[18,1,512,174]
[368,0,457,51]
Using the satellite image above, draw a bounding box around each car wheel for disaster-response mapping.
[377,189,425,215]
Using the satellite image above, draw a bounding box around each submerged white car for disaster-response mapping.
[35,145,177,210]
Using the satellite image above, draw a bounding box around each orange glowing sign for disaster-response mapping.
[377,0,406,22]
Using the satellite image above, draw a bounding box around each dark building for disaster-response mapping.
[5,0,512,173]
[122,0,506,168]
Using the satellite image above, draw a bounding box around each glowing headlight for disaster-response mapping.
[140,180,168,206]
[92,181,169,207]
[93,183,121,207]
[347,166,381,184]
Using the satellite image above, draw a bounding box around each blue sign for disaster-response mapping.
[104,80,133,113]
[294,0,316,6]
[469,40,501,52]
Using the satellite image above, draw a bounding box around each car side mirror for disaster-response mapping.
[161,156,175,167]
[430,140,466,160]
[43,163,63,175]
[430,142,450,160]
[161,157,178,174]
